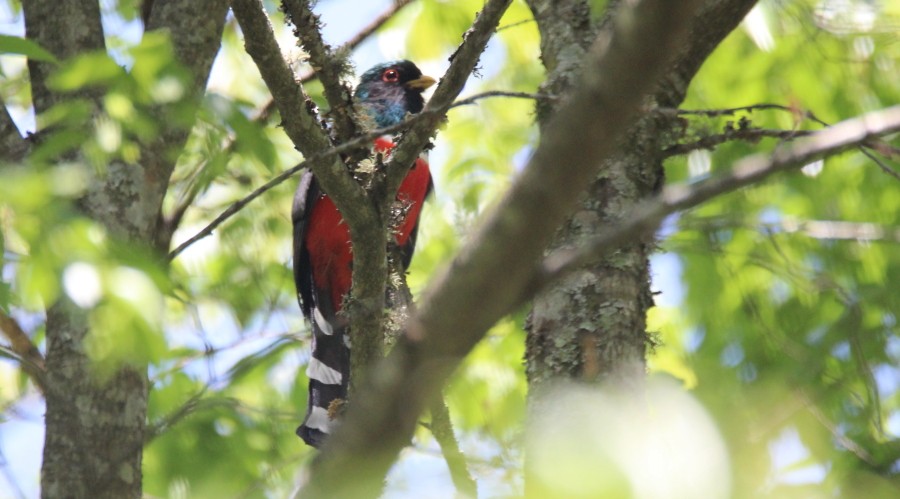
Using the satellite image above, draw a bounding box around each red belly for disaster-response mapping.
[305,139,431,311]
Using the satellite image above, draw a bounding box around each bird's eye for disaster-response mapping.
[382,69,400,83]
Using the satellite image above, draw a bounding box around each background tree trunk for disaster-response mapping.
[30,1,230,496]
[526,0,760,386]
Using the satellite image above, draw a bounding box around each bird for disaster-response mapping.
[291,60,436,448]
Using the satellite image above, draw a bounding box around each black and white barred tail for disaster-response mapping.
[296,303,350,448]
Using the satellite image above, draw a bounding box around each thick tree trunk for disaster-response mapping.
[525,0,760,387]
[523,0,759,472]
[42,301,149,498]
[524,0,655,392]
[25,1,230,496]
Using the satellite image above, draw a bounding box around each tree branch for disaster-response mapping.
[141,0,231,249]
[281,0,359,142]
[663,127,813,156]
[338,0,415,52]
[661,102,900,180]
[167,118,411,260]
[242,0,417,127]
[220,0,393,391]
[539,105,900,285]
[0,99,26,162]
[680,215,900,243]
[429,397,477,497]
[0,311,45,394]
[383,0,515,205]
[230,0,371,225]
[293,2,704,497]
[166,90,546,260]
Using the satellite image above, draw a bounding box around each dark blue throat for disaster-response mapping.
[355,81,425,128]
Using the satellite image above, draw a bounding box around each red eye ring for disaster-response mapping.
[382,69,400,83]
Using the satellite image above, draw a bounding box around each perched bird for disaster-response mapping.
[292,60,436,448]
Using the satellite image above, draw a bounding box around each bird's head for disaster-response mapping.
[354,60,436,129]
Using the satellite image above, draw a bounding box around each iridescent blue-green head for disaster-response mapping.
[355,60,436,128]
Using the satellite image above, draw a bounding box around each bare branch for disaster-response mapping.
[383,0,515,205]
[281,0,359,142]
[338,0,415,52]
[0,100,26,162]
[231,0,372,228]
[0,311,45,394]
[859,146,900,182]
[680,215,900,243]
[294,2,705,497]
[663,102,900,181]
[167,88,542,258]
[539,105,900,285]
[168,120,394,260]
[429,397,477,497]
[247,0,416,125]
[668,102,829,126]
[451,90,555,107]
[664,127,812,157]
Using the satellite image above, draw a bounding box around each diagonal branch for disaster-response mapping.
[662,102,900,181]
[663,127,813,156]
[429,397,477,497]
[161,1,415,242]
[281,0,359,142]
[383,0,515,204]
[294,2,705,497]
[231,0,370,226]
[167,91,546,260]
[539,105,900,285]
[0,310,45,394]
[0,99,26,163]
[167,124,383,260]
[339,0,415,52]
[243,0,417,127]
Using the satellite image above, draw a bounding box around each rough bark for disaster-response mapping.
[41,301,150,499]
[525,0,759,386]
[22,0,106,115]
[31,1,230,497]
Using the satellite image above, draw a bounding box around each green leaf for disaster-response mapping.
[47,52,124,91]
[0,34,58,64]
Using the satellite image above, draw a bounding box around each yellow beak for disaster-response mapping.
[406,75,437,91]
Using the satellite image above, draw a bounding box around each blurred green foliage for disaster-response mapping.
[1,0,899,497]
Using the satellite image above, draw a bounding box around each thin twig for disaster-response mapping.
[679,215,900,242]
[538,105,900,287]
[664,102,829,127]
[167,90,542,260]
[496,17,536,32]
[338,0,415,55]
[663,127,812,156]
[801,391,877,465]
[665,102,900,181]
[859,146,900,182]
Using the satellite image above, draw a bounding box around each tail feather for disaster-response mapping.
[297,304,349,448]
